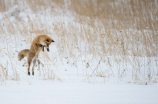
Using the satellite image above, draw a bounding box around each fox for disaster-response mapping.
[18,35,55,75]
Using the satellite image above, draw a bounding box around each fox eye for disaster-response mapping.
[46,39,49,43]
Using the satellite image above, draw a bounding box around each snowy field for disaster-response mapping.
[0,0,158,104]
[1,80,158,104]
[0,59,158,104]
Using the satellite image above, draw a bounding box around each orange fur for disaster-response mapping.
[18,35,55,75]
[18,49,29,61]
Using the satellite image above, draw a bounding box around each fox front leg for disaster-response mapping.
[47,47,49,52]
[42,45,44,52]
[39,44,44,52]
[36,44,44,52]
[42,45,49,52]
[46,45,49,52]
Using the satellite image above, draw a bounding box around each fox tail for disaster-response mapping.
[18,49,29,61]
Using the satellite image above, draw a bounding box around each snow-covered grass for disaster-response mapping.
[0,0,158,104]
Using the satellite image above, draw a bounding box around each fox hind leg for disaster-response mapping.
[28,59,31,75]
[32,57,37,75]
[27,53,35,76]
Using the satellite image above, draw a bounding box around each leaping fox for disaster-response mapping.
[18,35,55,75]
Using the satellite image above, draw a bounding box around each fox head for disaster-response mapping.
[39,35,55,52]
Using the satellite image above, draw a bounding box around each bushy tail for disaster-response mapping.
[18,49,29,61]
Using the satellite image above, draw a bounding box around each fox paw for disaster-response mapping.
[28,72,30,76]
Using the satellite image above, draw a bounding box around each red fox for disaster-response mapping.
[18,35,55,75]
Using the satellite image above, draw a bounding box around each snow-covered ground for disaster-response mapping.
[0,1,158,104]
[1,58,158,104]
[1,72,158,104]
[0,82,158,104]
[0,54,158,104]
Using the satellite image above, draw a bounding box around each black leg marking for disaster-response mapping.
[28,72,30,76]
[32,57,37,76]
[47,48,49,52]
[42,46,44,52]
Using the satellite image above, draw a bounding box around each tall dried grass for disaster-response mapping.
[0,0,157,84]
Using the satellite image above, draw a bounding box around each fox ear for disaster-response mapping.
[52,40,55,42]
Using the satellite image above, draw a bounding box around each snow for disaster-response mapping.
[1,81,158,104]
[0,58,158,104]
[0,52,157,104]
[0,1,158,104]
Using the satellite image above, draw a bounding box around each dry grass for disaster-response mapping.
[0,63,7,83]
[0,0,157,84]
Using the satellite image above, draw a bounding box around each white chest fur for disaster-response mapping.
[32,47,42,64]
[36,47,42,57]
